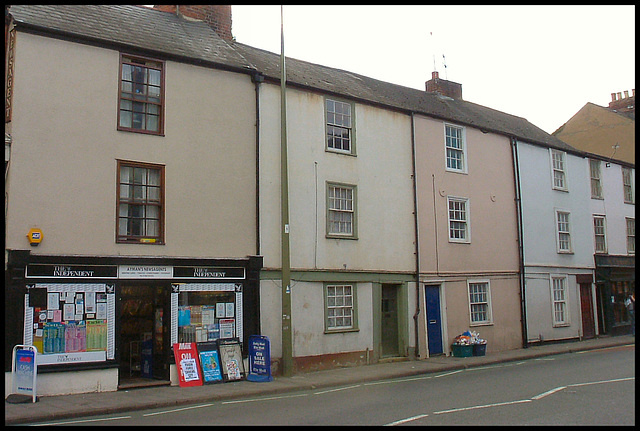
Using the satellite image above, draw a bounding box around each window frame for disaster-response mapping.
[592,214,607,254]
[447,196,470,243]
[555,209,572,254]
[626,217,635,255]
[118,53,165,136]
[116,159,165,244]
[589,159,603,199]
[324,283,358,333]
[550,149,568,191]
[467,279,493,326]
[325,97,356,156]
[444,123,467,173]
[622,167,634,204]
[550,275,570,327]
[326,182,358,239]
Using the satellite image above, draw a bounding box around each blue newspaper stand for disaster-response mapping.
[247,335,272,382]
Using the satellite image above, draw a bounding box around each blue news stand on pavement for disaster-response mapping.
[7,345,38,404]
[247,335,273,382]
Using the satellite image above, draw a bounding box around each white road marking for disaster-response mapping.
[364,375,433,386]
[532,386,567,400]
[32,416,132,426]
[384,414,429,426]
[434,369,463,378]
[143,403,215,416]
[314,384,361,395]
[433,399,532,415]
[222,393,308,404]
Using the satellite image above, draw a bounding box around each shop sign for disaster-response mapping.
[247,335,272,382]
[10,345,37,403]
[173,342,203,387]
[119,265,172,279]
[218,338,245,382]
[173,266,246,280]
[26,264,118,279]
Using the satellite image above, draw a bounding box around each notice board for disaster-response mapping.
[196,341,223,384]
[217,338,245,382]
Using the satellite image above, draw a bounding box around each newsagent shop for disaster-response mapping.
[5,250,262,396]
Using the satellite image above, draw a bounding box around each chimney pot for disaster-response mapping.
[624,90,629,98]
[432,71,439,80]
[611,92,617,101]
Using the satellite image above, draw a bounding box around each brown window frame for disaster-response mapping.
[118,53,165,135]
[116,160,165,244]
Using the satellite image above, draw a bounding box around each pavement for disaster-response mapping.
[5,335,635,425]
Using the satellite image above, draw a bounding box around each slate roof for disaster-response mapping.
[9,4,580,154]
[9,5,255,73]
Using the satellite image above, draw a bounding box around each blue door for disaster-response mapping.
[425,285,443,355]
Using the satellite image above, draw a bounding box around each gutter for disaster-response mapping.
[510,136,528,348]
[410,113,421,358]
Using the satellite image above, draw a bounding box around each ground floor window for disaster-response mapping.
[24,283,116,365]
[551,276,569,326]
[325,284,356,331]
[172,283,243,344]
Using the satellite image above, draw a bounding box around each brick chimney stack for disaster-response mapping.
[153,5,233,41]
[425,71,463,100]
[608,88,635,114]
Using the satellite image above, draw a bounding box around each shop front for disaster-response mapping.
[5,250,262,396]
[594,254,635,336]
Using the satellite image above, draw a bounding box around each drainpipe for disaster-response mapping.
[510,136,528,348]
[410,113,421,358]
[251,71,264,256]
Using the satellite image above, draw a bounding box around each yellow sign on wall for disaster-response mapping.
[27,228,43,246]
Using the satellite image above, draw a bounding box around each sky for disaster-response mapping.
[231,5,635,134]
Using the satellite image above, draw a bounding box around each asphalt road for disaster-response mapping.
[27,345,635,426]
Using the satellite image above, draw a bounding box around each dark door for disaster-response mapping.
[580,283,596,339]
[425,285,443,355]
[381,284,399,357]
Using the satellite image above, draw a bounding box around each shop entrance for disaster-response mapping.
[118,283,170,387]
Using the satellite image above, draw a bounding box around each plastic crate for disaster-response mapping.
[472,343,487,356]
[451,344,473,357]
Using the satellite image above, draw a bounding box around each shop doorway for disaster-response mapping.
[118,283,170,387]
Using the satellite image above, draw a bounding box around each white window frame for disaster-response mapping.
[444,123,467,173]
[589,159,603,199]
[626,218,635,255]
[467,280,492,326]
[622,167,634,204]
[324,283,357,332]
[550,149,568,191]
[555,209,573,253]
[593,215,607,254]
[325,98,355,155]
[447,196,470,243]
[326,182,357,239]
[550,275,570,327]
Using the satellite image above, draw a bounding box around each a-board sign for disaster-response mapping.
[247,335,272,382]
[196,341,223,384]
[217,338,245,382]
[8,345,38,403]
[172,342,203,387]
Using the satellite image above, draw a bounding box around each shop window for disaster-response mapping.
[612,281,634,327]
[24,284,115,365]
[172,283,243,344]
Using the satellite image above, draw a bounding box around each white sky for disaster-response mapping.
[231,5,635,134]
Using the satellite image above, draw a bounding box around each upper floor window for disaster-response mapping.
[117,160,164,244]
[622,167,634,204]
[593,215,607,254]
[627,218,635,255]
[326,98,354,154]
[555,210,572,253]
[589,159,603,199]
[448,196,470,243]
[327,182,357,239]
[118,54,164,135]
[445,124,466,172]
[550,149,567,191]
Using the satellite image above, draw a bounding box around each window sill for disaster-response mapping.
[324,328,359,335]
